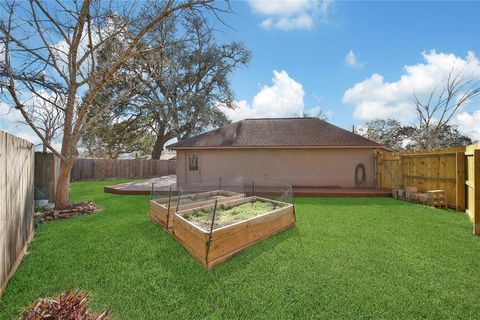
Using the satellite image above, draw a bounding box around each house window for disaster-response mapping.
[188,154,199,171]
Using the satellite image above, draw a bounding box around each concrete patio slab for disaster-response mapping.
[104,175,391,197]
[104,175,177,195]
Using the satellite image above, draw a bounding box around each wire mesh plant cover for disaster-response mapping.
[173,189,296,268]
[176,177,293,230]
[21,291,110,320]
[174,177,246,206]
[152,176,293,210]
[150,177,245,206]
[240,177,293,204]
[185,197,290,231]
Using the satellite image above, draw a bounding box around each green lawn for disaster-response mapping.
[1,180,479,319]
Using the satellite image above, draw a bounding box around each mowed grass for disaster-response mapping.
[1,180,480,319]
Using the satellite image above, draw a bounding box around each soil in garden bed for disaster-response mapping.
[185,200,286,230]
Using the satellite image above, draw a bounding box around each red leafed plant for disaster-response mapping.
[22,291,110,320]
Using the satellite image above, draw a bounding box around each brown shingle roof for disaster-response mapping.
[168,118,383,149]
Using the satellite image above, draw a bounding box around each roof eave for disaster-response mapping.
[168,145,388,150]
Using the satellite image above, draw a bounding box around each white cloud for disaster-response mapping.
[0,102,41,145]
[455,111,480,141]
[307,105,334,119]
[249,0,312,16]
[0,102,24,126]
[0,98,64,150]
[319,0,334,17]
[343,50,480,122]
[222,70,332,122]
[221,70,305,121]
[248,0,333,31]
[260,14,314,30]
[344,50,365,68]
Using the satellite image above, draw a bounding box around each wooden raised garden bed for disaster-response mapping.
[149,190,244,230]
[173,196,295,268]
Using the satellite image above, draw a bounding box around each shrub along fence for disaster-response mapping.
[376,144,480,235]
[70,158,176,181]
[0,131,35,296]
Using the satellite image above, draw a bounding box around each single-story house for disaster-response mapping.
[168,117,387,189]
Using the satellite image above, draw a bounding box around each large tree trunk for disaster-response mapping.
[151,136,166,160]
[55,158,75,209]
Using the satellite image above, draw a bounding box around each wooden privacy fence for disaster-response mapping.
[376,144,480,235]
[34,152,60,202]
[0,131,35,296]
[70,158,176,181]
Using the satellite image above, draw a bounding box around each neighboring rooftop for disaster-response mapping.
[168,118,384,149]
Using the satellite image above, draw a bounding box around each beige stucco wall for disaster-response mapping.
[176,148,376,188]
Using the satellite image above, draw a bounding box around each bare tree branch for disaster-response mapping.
[0,0,225,208]
[413,60,480,149]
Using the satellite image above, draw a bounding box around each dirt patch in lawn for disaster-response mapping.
[185,200,285,230]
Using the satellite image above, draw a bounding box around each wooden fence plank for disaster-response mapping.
[456,152,466,211]
[0,132,7,289]
[68,158,176,181]
[34,152,60,202]
[376,147,465,209]
[474,149,480,235]
[0,131,34,296]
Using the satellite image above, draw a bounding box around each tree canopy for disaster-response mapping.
[0,0,228,208]
[357,119,472,150]
[85,13,250,159]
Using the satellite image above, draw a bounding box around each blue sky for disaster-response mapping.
[212,0,480,136]
[1,0,480,146]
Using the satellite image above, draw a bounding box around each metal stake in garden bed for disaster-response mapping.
[175,191,181,213]
[150,182,155,200]
[205,199,218,265]
[165,186,172,229]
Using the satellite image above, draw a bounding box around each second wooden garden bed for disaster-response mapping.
[173,196,295,268]
[149,190,244,230]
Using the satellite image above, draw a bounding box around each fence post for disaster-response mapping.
[474,149,480,235]
[399,154,404,188]
[455,151,466,212]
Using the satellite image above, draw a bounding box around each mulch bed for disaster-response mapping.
[22,291,110,320]
[36,201,101,223]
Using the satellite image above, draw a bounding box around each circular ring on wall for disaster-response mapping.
[355,163,366,187]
